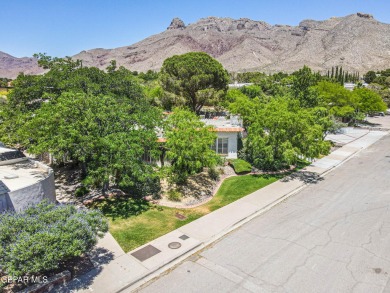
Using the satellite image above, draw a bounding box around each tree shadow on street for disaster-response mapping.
[281,170,324,184]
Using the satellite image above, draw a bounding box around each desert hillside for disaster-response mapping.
[1,13,390,78]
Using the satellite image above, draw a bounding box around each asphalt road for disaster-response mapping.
[137,134,390,293]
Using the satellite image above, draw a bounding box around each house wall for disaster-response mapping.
[7,171,56,212]
[216,132,240,159]
[0,193,7,211]
[0,161,56,212]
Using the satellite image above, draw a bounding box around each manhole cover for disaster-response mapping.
[175,213,187,220]
[168,242,181,249]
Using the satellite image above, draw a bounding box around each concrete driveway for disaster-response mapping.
[137,134,390,293]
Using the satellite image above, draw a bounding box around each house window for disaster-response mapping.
[213,138,228,155]
[142,150,154,164]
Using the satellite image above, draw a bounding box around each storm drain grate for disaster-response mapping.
[131,245,161,262]
[179,234,189,240]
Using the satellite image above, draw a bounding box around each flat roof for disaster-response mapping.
[0,161,48,192]
[0,147,16,154]
[0,147,26,162]
[214,127,244,132]
[202,118,244,132]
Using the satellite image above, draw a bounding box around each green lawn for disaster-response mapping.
[100,174,282,252]
[228,158,252,174]
[206,174,281,211]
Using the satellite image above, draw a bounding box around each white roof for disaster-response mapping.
[0,147,17,154]
[0,161,48,192]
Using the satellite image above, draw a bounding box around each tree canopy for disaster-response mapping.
[164,108,219,183]
[22,91,160,193]
[364,71,377,84]
[243,98,331,170]
[160,52,229,114]
[0,56,162,194]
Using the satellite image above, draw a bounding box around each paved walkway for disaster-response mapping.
[56,129,388,293]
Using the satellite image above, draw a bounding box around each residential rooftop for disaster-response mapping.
[0,160,49,191]
[0,147,50,192]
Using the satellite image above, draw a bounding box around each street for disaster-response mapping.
[137,134,390,293]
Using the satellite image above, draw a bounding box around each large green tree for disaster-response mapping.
[164,108,219,183]
[353,87,387,115]
[364,71,377,84]
[244,98,331,170]
[0,56,147,147]
[160,52,229,114]
[291,66,322,108]
[315,81,386,122]
[315,81,358,122]
[21,92,161,194]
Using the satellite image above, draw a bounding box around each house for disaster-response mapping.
[202,115,244,159]
[228,82,254,88]
[0,147,56,212]
[344,82,368,91]
[151,114,244,166]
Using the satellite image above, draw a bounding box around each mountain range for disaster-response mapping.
[1,12,390,79]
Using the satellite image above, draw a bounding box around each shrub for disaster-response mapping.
[229,159,252,174]
[74,185,89,197]
[167,189,182,202]
[0,201,108,277]
[327,117,347,134]
[208,167,220,181]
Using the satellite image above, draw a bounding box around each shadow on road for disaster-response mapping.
[281,170,324,184]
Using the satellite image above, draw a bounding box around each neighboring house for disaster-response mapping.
[228,82,254,88]
[0,147,56,212]
[344,82,368,91]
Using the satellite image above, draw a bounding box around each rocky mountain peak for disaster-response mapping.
[167,18,186,30]
[357,12,374,19]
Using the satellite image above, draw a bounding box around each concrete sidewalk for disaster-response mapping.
[59,129,387,293]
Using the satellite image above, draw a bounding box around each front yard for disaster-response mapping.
[96,174,282,252]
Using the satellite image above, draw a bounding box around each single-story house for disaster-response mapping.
[202,115,244,159]
[151,115,244,166]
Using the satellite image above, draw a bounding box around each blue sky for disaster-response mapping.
[2,0,390,58]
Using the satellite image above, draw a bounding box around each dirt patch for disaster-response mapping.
[158,165,236,208]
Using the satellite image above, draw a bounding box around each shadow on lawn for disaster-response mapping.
[93,197,151,220]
